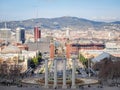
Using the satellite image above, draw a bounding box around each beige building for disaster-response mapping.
[0,28,11,42]
[0,45,36,74]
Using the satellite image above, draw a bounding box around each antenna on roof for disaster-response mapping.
[36,7,38,19]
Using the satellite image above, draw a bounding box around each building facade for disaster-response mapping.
[0,28,11,42]
[16,27,25,44]
[34,27,41,42]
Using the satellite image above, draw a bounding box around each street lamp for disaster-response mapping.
[86,53,90,77]
[77,40,79,59]
[88,58,91,77]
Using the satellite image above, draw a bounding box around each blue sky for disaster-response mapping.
[0,0,120,21]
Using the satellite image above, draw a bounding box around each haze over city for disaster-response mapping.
[0,0,120,90]
[0,0,120,21]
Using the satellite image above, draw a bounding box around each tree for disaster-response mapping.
[97,59,120,83]
[29,57,37,68]
[30,60,35,68]
[30,52,42,68]
[99,59,113,79]
[38,52,42,64]
[38,51,42,56]
[9,65,22,78]
[31,57,38,66]
[79,54,88,67]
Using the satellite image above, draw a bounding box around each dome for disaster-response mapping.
[1,45,21,54]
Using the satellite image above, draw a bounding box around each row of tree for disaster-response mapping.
[0,61,22,78]
[79,54,88,68]
[93,59,120,81]
[29,52,42,68]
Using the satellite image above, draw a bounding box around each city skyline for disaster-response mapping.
[0,0,120,21]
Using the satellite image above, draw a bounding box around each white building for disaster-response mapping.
[0,45,37,73]
[16,27,25,43]
[105,42,120,51]
[0,28,11,42]
[84,42,120,59]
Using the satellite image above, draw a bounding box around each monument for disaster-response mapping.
[44,38,77,89]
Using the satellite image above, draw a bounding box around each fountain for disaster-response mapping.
[21,39,99,89]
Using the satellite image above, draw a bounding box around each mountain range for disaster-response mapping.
[0,16,120,31]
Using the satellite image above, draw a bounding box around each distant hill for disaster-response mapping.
[111,21,120,24]
[0,16,120,31]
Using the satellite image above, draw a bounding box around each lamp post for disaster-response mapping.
[45,59,48,88]
[86,53,90,77]
[88,58,90,77]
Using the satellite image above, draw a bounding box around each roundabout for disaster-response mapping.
[22,76,99,87]
[37,77,84,86]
